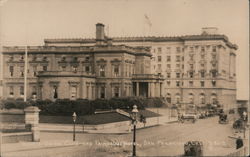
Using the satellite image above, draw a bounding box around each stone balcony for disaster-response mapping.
[37,71,95,77]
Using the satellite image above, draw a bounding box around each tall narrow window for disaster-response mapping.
[43,66,47,71]
[9,66,14,77]
[200,81,205,87]
[100,65,105,77]
[176,81,180,87]
[189,81,193,87]
[20,86,24,96]
[33,66,37,76]
[85,66,90,72]
[53,86,58,99]
[189,72,194,78]
[167,56,171,62]
[212,46,217,52]
[114,87,119,97]
[212,80,216,87]
[200,71,205,78]
[176,73,180,78]
[9,86,14,97]
[100,87,105,98]
[167,73,171,78]
[114,65,119,77]
[20,66,24,77]
[158,56,162,62]
[71,86,77,100]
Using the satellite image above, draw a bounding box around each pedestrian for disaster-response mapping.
[236,136,243,149]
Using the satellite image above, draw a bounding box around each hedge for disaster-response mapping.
[0,97,165,116]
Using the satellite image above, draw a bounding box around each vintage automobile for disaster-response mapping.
[218,113,228,124]
[180,113,198,123]
[184,141,203,156]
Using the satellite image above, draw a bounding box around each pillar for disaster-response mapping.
[151,82,155,97]
[24,106,40,142]
[148,82,151,97]
[136,82,139,97]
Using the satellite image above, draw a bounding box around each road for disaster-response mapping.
[2,116,241,157]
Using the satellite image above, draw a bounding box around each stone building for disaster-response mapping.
[43,26,238,111]
[1,23,164,100]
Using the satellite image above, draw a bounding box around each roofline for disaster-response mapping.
[44,34,238,50]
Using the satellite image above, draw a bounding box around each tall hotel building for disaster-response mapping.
[2,24,237,111]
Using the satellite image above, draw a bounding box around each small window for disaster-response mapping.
[20,55,24,61]
[189,72,194,78]
[62,56,66,61]
[33,66,37,76]
[43,66,47,71]
[100,65,105,77]
[212,80,216,87]
[20,66,24,77]
[167,56,171,62]
[32,55,37,61]
[200,71,205,78]
[176,81,180,87]
[158,47,162,53]
[85,66,90,72]
[176,56,181,62]
[9,86,14,96]
[167,64,171,69]
[158,56,162,62]
[166,47,171,53]
[200,81,205,87]
[85,56,90,61]
[212,46,217,52]
[167,73,171,78]
[176,64,180,68]
[20,86,24,96]
[176,73,180,78]
[114,65,119,76]
[189,81,193,87]
[157,64,161,71]
[176,47,181,53]
[43,56,47,61]
[167,81,171,86]
[201,47,205,52]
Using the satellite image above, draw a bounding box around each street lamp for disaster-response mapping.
[132,105,139,157]
[72,112,77,141]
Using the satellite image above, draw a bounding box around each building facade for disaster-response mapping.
[43,26,238,110]
[2,23,163,100]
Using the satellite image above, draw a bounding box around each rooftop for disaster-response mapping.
[44,34,238,50]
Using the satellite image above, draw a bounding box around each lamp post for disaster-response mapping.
[72,112,77,141]
[132,105,138,157]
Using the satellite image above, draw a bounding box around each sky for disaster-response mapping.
[0,0,249,100]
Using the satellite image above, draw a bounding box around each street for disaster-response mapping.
[2,115,242,157]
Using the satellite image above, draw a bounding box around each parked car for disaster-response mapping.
[180,113,198,123]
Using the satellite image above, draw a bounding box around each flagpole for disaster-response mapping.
[24,45,28,102]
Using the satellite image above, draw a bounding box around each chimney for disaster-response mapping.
[201,27,218,35]
[96,23,105,45]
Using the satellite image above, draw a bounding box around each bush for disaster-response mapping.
[1,97,166,116]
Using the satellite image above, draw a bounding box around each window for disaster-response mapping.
[176,81,180,87]
[201,47,205,52]
[167,64,171,69]
[166,93,171,104]
[53,86,58,99]
[212,46,217,52]
[176,73,180,78]
[166,47,171,53]
[182,56,184,61]
[9,55,14,61]
[85,66,90,72]
[43,66,47,71]
[85,56,90,61]
[189,93,194,103]
[100,87,105,98]
[167,56,171,62]
[72,66,77,72]
[167,73,171,78]
[71,86,77,100]
[176,56,181,62]
[201,54,205,59]
[73,57,78,62]
[176,47,181,53]
[33,66,37,76]
[114,65,119,76]
[62,56,66,61]
[189,81,193,87]
[32,55,37,61]
[200,71,205,78]
[20,55,24,61]
[158,56,162,62]
[20,86,24,96]
[212,80,216,87]
[190,64,194,69]
[182,64,184,69]
[189,72,194,78]
[114,87,119,97]
[176,64,180,68]
[9,86,14,96]
[158,47,162,53]
[32,86,37,96]
[157,64,161,71]
[61,66,66,71]
[211,71,217,77]
[200,94,205,104]
[200,81,205,87]
[20,66,24,77]
[9,66,14,77]
[43,56,47,61]
[100,65,105,77]
[167,81,171,86]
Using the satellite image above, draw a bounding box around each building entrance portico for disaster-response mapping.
[132,74,164,98]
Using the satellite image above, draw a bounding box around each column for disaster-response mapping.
[148,82,151,97]
[160,83,162,97]
[155,83,158,97]
[136,82,139,97]
[151,82,155,97]
[24,106,40,142]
